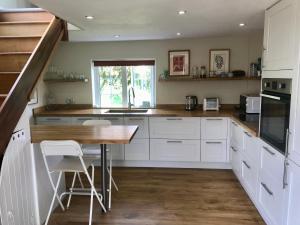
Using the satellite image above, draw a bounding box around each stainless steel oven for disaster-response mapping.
[260,78,292,154]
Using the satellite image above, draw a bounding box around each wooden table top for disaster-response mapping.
[30,125,139,144]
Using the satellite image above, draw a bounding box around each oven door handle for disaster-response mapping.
[260,93,281,101]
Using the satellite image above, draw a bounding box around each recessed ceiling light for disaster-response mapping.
[178,10,187,15]
[85,15,94,20]
[177,32,182,36]
[114,35,120,38]
[239,23,245,27]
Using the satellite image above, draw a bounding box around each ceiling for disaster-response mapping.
[31,0,278,42]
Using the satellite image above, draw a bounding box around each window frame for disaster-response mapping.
[91,59,156,108]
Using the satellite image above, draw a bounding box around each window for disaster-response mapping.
[92,60,155,108]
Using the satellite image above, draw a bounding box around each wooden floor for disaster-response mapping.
[49,168,265,225]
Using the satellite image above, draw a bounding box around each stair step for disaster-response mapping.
[0,11,54,22]
[0,36,40,53]
[0,53,31,72]
[0,72,19,94]
[0,22,49,36]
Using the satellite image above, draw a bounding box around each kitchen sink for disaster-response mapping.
[105,109,148,114]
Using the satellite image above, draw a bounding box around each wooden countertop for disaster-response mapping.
[33,106,259,137]
[31,125,139,144]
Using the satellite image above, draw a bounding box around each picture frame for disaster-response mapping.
[168,50,190,76]
[209,49,230,75]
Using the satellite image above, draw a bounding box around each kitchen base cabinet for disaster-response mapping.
[231,145,241,179]
[201,140,227,163]
[35,117,72,125]
[124,117,149,139]
[241,155,258,201]
[125,139,149,161]
[201,118,228,139]
[109,144,125,160]
[150,139,200,162]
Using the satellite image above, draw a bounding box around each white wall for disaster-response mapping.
[47,32,263,105]
[0,0,33,8]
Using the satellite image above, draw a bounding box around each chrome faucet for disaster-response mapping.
[128,87,135,110]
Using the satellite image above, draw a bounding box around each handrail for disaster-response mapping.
[0,16,65,155]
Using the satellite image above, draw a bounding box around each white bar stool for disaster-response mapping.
[41,140,106,225]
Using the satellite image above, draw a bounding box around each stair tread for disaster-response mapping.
[0,52,32,55]
[0,94,8,97]
[0,72,20,74]
[0,35,41,39]
[0,21,50,25]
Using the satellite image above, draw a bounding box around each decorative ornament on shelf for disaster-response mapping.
[44,65,88,83]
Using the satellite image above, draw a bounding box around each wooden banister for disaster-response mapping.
[0,16,65,155]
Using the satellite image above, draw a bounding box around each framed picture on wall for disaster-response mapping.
[209,49,230,75]
[168,50,190,76]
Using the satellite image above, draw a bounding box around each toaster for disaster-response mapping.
[203,98,220,111]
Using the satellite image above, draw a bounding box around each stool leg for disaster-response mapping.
[67,172,77,209]
[77,172,85,188]
[89,165,95,225]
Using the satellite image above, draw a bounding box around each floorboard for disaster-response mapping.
[48,168,266,225]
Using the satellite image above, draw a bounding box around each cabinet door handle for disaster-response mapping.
[77,118,92,121]
[231,146,238,152]
[206,118,223,121]
[206,141,222,144]
[244,131,252,138]
[231,121,238,127]
[104,118,119,121]
[128,118,144,121]
[46,118,61,121]
[167,140,183,144]
[263,146,275,156]
[261,182,273,196]
[243,161,251,169]
[166,118,182,121]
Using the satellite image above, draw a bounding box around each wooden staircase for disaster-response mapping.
[0,10,66,155]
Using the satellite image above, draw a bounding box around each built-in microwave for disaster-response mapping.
[260,78,292,154]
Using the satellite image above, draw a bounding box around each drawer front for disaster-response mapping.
[109,144,125,160]
[244,131,259,162]
[35,117,72,125]
[230,120,244,150]
[124,117,149,139]
[149,117,200,139]
[150,139,200,162]
[241,155,258,200]
[260,140,284,183]
[100,116,124,125]
[72,117,100,124]
[201,140,227,163]
[258,171,285,225]
[201,118,228,139]
[231,146,241,178]
[125,138,149,161]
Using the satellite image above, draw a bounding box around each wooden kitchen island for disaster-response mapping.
[30,124,138,211]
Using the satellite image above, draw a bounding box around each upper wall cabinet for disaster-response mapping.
[263,0,297,72]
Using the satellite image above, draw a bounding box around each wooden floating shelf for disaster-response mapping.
[44,79,89,83]
[159,76,261,82]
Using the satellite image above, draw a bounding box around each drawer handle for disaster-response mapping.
[244,131,252,138]
[263,146,275,156]
[206,118,223,121]
[232,121,238,127]
[104,118,119,121]
[77,118,92,121]
[129,118,144,121]
[261,182,273,196]
[243,161,251,169]
[167,140,183,144]
[166,118,182,121]
[46,118,61,121]
[206,141,222,144]
[231,146,238,152]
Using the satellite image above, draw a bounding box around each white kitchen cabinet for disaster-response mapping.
[243,131,259,162]
[285,160,300,225]
[258,171,286,225]
[125,138,149,161]
[201,140,227,163]
[201,117,228,139]
[149,117,200,139]
[230,120,244,150]
[35,117,72,125]
[263,0,297,71]
[231,145,241,179]
[241,155,258,200]
[150,139,200,162]
[101,116,125,160]
[124,117,149,139]
[72,117,100,124]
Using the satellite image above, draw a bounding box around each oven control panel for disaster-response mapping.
[262,78,292,94]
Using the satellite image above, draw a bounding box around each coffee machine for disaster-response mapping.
[185,96,198,111]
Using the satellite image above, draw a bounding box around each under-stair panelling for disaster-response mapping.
[0,11,54,22]
[0,72,19,94]
[0,36,40,52]
[0,22,49,36]
[0,53,31,72]
[0,95,7,107]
